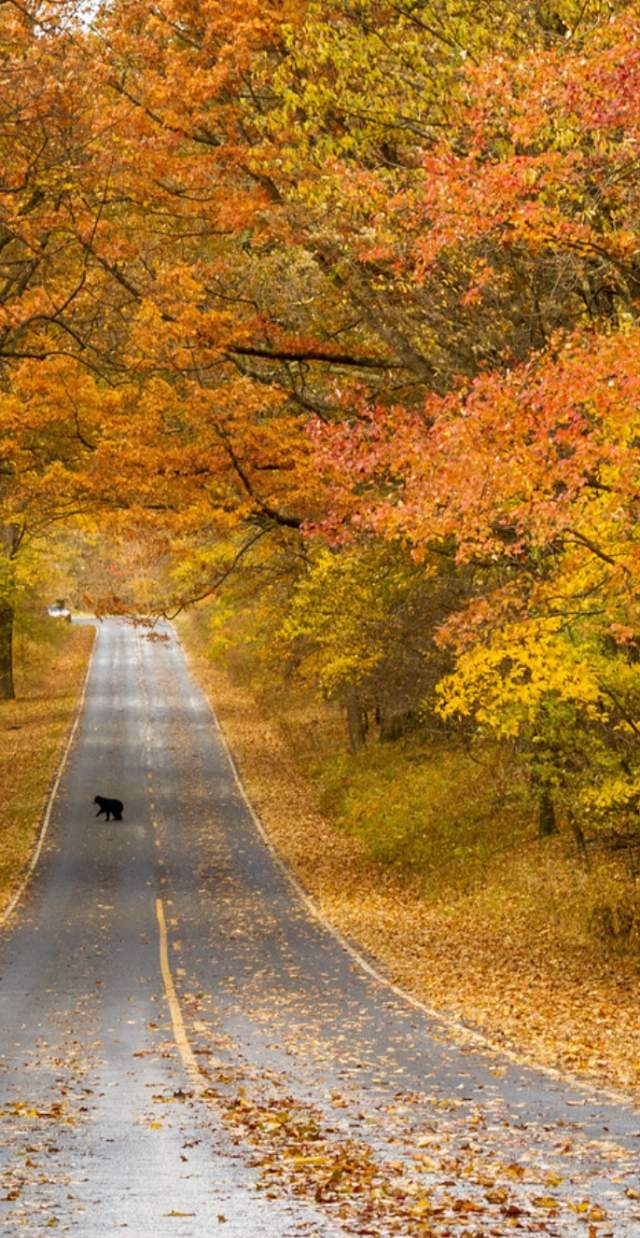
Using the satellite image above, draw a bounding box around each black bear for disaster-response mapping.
[94,795,124,822]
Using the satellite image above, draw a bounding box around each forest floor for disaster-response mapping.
[179,617,640,1106]
[0,621,94,916]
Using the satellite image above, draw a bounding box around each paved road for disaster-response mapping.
[0,619,638,1236]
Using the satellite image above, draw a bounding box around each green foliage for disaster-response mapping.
[316,737,533,887]
[281,542,462,747]
[283,544,419,694]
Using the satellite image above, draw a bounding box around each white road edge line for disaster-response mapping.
[0,623,99,928]
[187,641,633,1111]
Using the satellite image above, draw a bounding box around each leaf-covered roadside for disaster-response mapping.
[179,615,640,1101]
[0,623,94,914]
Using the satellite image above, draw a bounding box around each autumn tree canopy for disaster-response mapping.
[2,0,640,835]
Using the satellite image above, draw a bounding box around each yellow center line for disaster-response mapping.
[155,896,210,1094]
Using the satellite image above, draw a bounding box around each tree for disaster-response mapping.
[0,2,95,694]
[4,0,639,848]
[304,4,640,827]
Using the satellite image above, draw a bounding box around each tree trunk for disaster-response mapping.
[0,602,15,700]
[344,683,366,753]
[538,787,558,837]
[569,811,590,871]
[379,709,412,742]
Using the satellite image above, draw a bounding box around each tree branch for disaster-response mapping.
[164,527,270,618]
[227,343,398,369]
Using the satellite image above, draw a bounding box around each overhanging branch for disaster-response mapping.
[227,344,399,370]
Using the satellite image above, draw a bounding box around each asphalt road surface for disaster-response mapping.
[0,619,638,1236]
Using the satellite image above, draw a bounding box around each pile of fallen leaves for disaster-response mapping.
[150,1064,596,1234]
[219,1088,553,1234]
[0,624,94,914]
[179,627,640,1103]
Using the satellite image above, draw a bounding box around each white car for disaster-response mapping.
[47,601,72,621]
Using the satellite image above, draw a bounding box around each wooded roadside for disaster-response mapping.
[180,619,640,1103]
[0,624,95,917]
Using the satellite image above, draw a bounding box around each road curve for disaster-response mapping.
[0,618,638,1236]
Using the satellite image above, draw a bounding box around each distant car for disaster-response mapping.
[46,601,72,622]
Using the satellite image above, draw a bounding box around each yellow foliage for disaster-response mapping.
[437,617,602,736]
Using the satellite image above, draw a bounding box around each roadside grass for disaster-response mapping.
[0,619,94,914]
[178,607,640,1096]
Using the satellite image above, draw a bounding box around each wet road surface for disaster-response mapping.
[0,619,638,1235]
